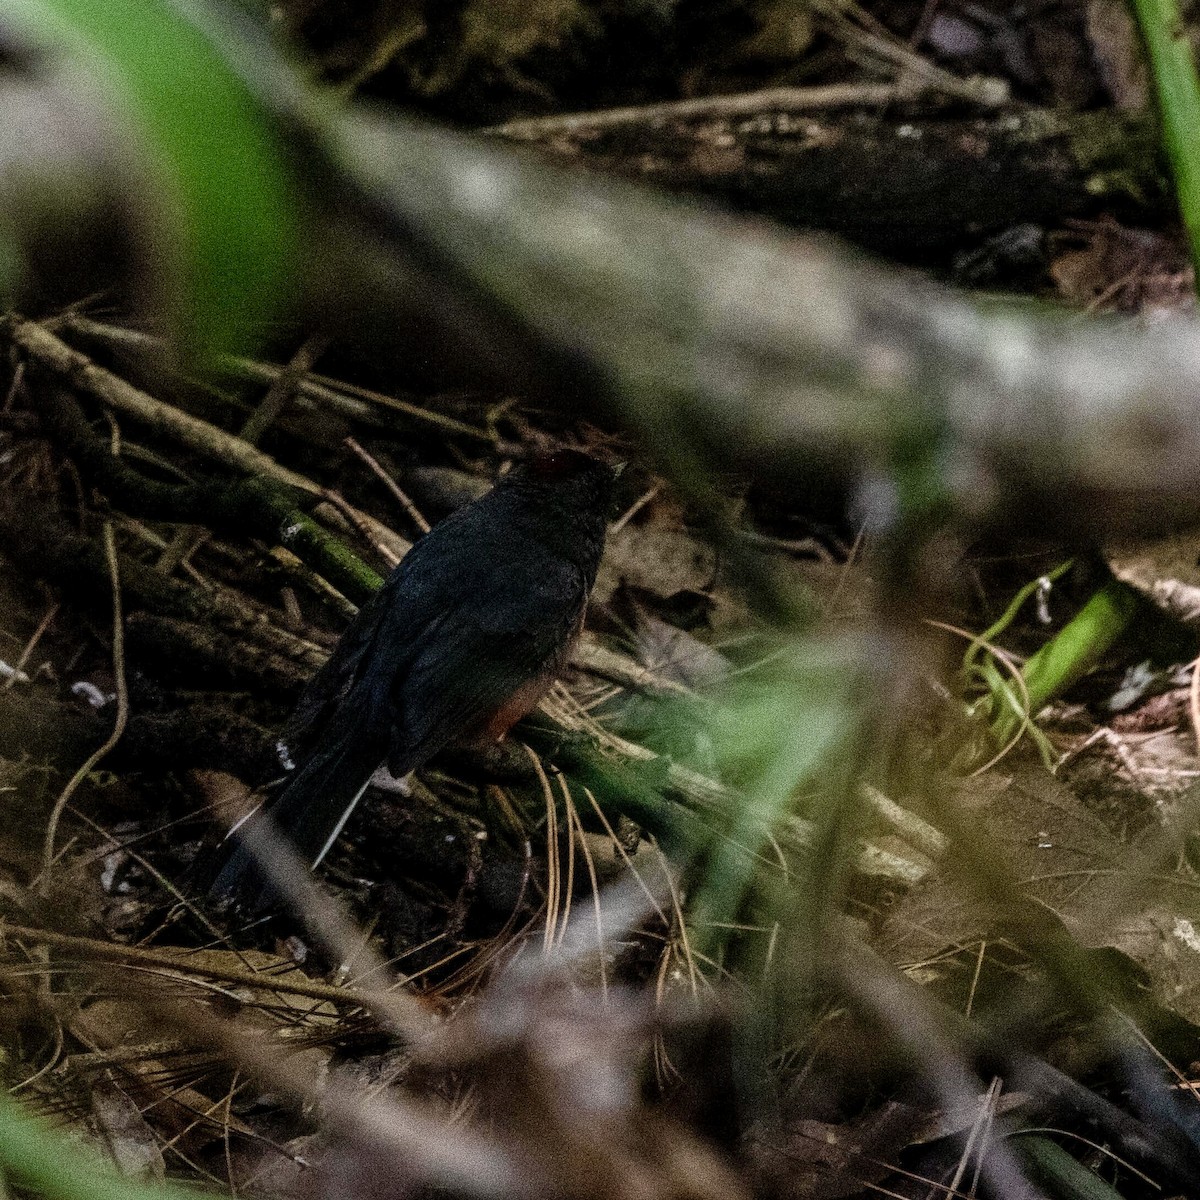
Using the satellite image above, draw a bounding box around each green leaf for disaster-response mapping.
[0,1087,202,1200]
[1131,0,1200,285]
[5,0,302,355]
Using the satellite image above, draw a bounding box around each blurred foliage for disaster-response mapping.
[0,1088,200,1200]
[4,0,302,355]
[692,635,867,950]
[1131,0,1200,282]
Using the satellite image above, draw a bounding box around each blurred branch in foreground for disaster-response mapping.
[2,2,1199,537]
[338,110,1200,535]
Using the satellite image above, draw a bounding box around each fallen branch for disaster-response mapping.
[0,503,328,674]
[0,688,277,779]
[61,315,499,445]
[4,316,410,578]
[492,102,1164,254]
[0,922,383,1010]
[489,81,929,139]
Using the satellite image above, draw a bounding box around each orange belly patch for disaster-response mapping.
[482,670,558,741]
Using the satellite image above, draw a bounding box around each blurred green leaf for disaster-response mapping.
[690,636,866,948]
[1017,1133,1129,1200]
[1131,0,1200,284]
[6,0,302,354]
[0,1088,201,1200]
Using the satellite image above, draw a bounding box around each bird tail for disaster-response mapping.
[208,720,387,910]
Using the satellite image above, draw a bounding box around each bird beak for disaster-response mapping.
[612,461,628,478]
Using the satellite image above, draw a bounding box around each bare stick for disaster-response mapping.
[489,82,924,140]
[60,316,495,444]
[0,921,405,1011]
[1,599,57,691]
[5,317,409,561]
[239,332,330,445]
[345,436,432,534]
[40,522,127,892]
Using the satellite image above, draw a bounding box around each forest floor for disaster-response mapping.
[3,3,1200,1199]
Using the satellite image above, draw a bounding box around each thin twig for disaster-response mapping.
[569,790,607,998]
[1189,650,1200,753]
[554,771,577,946]
[859,783,947,861]
[40,522,128,892]
[1,599,57,691]
[813,0,1008,106]
[269,546,358,620]
[525,745,562,954]
[64,804,262,974]
[570,634,692,697]
[5,317,409,561]
[58,315,497,445]
[491,82,924,141]
[320,488,402,568]
[300,369,496,443]
[610,484,659,534]
[2,359,25,412]
[345,436,432,533]
[117,515,211,587]
[0,922,395,1009]
[239,333,330,446]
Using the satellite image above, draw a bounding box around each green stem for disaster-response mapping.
[992,579,1140,746]
[1132,0,1200,281]
[1015,1133,1126,1200]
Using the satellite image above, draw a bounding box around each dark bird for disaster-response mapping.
[211,449,619,908]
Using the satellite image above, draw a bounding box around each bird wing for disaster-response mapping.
[385,552,587,776]
[283,583,393,753]
[282,513,495,754]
